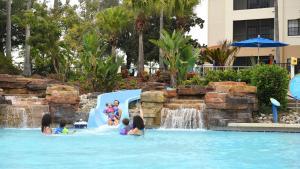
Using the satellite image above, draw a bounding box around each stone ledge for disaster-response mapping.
[210,123,300,133]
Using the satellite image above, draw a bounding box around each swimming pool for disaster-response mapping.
[1,128,300,169]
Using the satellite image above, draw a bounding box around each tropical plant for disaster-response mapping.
[81,31,123,92]
[96,6,132,56]
[150,29,197,87]
[170,0,200,29]
[177,45,199,84]
[123,0,156,75]
[201,40,239,66]
[96,56,123,92]
[182,75,206,86]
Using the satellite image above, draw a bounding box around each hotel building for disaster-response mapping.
[207,0,300,69]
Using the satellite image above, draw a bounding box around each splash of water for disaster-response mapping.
[161,107,204,129]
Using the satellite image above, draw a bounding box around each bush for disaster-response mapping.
[237,68,253,84]
[251,65,289,110]
[141,71,150,82]
[129,79,138,89]
[205,70,222,84]
[182,75,206,86]
[220,69,239,81]
[121,69,129,78]
[0,53,21,74]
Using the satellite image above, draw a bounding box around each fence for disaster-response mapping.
[194,65,252,76]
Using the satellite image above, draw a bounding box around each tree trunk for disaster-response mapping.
[170,72,177,87]
[54,0,59,9]
[5,0,12,58]
[138,31,144,76]
[111,45,116,57]
[159,9,165,71]
[274,0,280,63]
[24,0,32,77]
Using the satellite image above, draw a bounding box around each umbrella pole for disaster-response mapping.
[257,47,260,64]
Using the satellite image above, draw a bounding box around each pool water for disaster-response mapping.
[1,127,300,169]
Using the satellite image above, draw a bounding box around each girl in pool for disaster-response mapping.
[128,115,145,136]
[41,114,52,134]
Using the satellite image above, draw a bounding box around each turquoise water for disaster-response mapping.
[1,127,300,169]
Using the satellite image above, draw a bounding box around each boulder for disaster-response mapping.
[163,89,177,98]
[49,103,79,124]
[46,84,80,105]
[0,74,55,95]
[141,91,165,103]
[208,81,246,93]
[177,86,207,96]
[205,92,228,103]
[229,85,257,96]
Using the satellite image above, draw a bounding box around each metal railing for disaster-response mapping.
[194,65,252,76]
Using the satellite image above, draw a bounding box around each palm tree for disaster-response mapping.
[170,0,199,29]
[152,0,169,70]
[201,40,239,66]
[24,0,32,77]
[96,6,132,57]
[274,0,280,63]
[5,0,12,58]
[123,0,155,75]
[150,30,190,87]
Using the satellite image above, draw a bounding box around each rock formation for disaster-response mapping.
[141,91,166,127]
[204,81,258,128]
[46,84,80,124]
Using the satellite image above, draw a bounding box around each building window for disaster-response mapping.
[288,19,300,36]
[233,19,274,41]
[234,0,274,10]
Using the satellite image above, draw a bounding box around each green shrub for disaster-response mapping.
[220,69,239,81]
[0,53,21,74]
[205,70,222,84]
[251,65,289,110]
[237,68,253,84]
[129,79,138,89]
[182,75,206,86]
[118,78,127,89]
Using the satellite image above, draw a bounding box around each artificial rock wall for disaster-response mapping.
[204,82,258,128]
[0,75,81,127]
[141,91,166,127]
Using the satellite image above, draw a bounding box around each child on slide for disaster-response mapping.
[105,103,118,126]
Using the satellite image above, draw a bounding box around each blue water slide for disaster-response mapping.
[87,89,142,128]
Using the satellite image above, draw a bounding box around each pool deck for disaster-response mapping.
[210,123,300,133]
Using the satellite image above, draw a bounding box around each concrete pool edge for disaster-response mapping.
[210,123,300,133]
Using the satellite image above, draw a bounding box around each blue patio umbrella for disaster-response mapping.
[231,35,288,63]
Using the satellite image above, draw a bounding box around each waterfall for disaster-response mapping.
[5,106,29,128]
[161,107,205,129]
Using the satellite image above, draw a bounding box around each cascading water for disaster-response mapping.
[160,107,205,129]
[5,106,29,128]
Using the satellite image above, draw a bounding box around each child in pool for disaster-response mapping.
[120,118,131,135]
[54,119,69,134]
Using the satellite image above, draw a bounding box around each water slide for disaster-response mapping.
[87,89,142,128]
